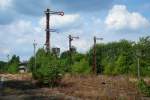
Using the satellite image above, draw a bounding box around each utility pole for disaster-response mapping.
[44,8,64,52]
[7,54,9,62]
[33,40,37,71]
[136,49,141,80]
[137,57,140,79]
[68,35,79,65]
[93,36,103,74]
[7,54,9,68]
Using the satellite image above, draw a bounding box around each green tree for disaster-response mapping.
[71,58,91,75]
[0,61,7,73]
[136,36,150,76]
[7,55,20,73]
[114,54,128,74]
[31,48,65,86]
[28,56,35,72]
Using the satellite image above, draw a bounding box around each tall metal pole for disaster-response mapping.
[93,36,103,74]
[68,35,79,65]
[33,40,37,71]
[7,54,9,69]
[136,49,141,80]
[93,37,96,74]
[44,8,64,52]
[69,35,73,65]
[137,57,140,79]
[7,54,9,62]
[45,9,50,51]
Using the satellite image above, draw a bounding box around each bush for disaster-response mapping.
[7,62,18,74]
[35,60,64,86]
[138,79,150,96]
[31,48,65,86]
[7,55,20,74]
[71,58,91,75]
[104,63,114,75]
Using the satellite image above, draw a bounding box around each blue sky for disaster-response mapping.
[0,0,150,61]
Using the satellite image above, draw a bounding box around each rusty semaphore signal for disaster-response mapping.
[44,8,64,51]
[68,35,79,65]
[93,36,103,74]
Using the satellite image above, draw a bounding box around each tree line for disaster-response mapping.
[0,36,150,85]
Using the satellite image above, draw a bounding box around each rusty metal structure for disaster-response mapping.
[52,47,60,57]
[93,36,103,74]
[33,40,37,70]
[44,8,64,51]
[69,35,79,64]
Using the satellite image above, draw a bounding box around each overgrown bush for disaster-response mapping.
[104,63,115,75]
[35,60,65,86]
[88,37,150,76]
[138,79,150,96]
[7,55,20,74]
[71,58,91,75]
[31,48,65,86]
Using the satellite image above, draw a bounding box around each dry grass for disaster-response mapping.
[0,73,32,81]
[1,73,150,100]
[58,75,142,100]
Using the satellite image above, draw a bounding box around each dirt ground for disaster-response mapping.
[0,73,150,100]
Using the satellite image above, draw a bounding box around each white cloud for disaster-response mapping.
[39,14,80,29]
[0,19,45,60]
[9,20,33,35]
[72,39,92,53]
[105,5,150,30]
[0,0,12,9]
[0,47,10,54]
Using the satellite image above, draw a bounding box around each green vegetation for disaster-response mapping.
[7,55,20,73]
[88,36,150,76]
[0,36,150,86]
[30,48,65,86]
[0,55,20,73]
[0,61,7,73]
[138,79,150,96]
[71,58,91,75]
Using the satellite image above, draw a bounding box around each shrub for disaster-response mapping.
[7,62,18,74]
[138,79,150,96]
[7,55,20,74]
[36,60,64,86]
[104,63,114,75]
[31,48,65,86]
[71,58,91,75]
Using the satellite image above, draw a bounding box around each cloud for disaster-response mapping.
[0,12,81,60]
[0,11,16,25]
[0,47,10,55]
[0,0,51,25]
[12,0,51,16]
[2,0,114,17]
[72,39,92,53]
[105,5,150,31]
[0,2,150,61]
[0,0,12,9]
[39,14,80,30]
[0,0,113,25]
[0,19,45,60]
[0,0,16,25]
[51,0,114,13]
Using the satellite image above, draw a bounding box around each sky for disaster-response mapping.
[0,0,150,61]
